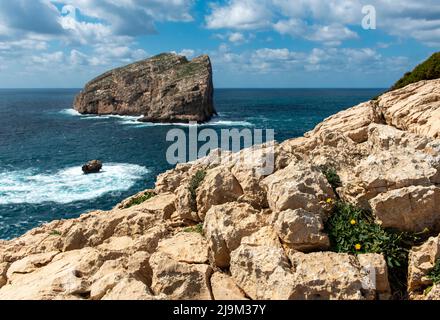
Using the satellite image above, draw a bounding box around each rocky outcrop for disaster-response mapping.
[74,53,216,123]
[82,160,102,174]
[3,78,440,300]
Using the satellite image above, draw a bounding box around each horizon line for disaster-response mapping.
[0,87,388,90]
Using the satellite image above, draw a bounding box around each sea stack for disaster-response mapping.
[74,53,216,123]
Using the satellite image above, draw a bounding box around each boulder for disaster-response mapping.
[230,244,297,300]
[262,160,335,217]
[210,272,248,300]
[196,167,244,220]
[82,160,102,174]
[287,251,376,300]
[149,252,213,300]
[274,209,330,251]
[408,235,440,295]
[370,186,440,232]
[156,232,209,264]
[74,53,216,123]
[203,202,267,268]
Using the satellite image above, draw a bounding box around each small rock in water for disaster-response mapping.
[82,160,103,174]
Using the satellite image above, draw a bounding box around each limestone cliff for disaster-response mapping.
[1,79,440,300]
[74,53,216,123]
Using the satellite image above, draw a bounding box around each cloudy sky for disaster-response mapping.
[0,0,439,88]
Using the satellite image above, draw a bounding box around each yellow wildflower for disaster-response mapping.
[355,244,362,251]
[350,219,357,225]
[326,198,333,204]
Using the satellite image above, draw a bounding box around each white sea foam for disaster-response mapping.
[0,164,149,205]
[120,119,254,128]
[60,109,82,116]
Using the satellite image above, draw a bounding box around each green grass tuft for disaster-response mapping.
[184,223,204,235]
[49,230,62,237]
[125,191,156,208]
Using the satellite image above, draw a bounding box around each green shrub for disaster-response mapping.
[325,201,427,298]
[321,167,342,191]
[428,259,440,285]
[125,191,156,208]
[391,52,440,90]
[184,223,204,235]
[188,170,207,211]
[49,230,62,237]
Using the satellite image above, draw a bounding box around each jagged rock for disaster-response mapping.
[203,202,268,268]
[274,209,330,251]
[357,254,391,300]
[408,235,440,296]
[196,167,244,220]
[210,272,248,300]
[6,251,60,283]
[101,277,156,300]
[377,79,440,139]
[230,244,297,300]
[156,232,209,264]
[287,251,376,300]
[74,53,216,123]
[241,226,281,248]
[0,262,9,288]
[370,186,440,232]
[149,252,213,300]
[0,248,103,300]
[82,160,102,174]
[262,160,335,217]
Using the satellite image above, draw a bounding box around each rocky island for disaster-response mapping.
[74,53,216,123]
[1,56,440,301]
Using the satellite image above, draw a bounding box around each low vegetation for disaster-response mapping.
[188,170,207,211]
[391,52,440,90]
[125,191,156,208]
[325,201,428,298]
[428,259,440,286]
[321,166,342,191]
[49,230,62,237]
[184,223,204,235]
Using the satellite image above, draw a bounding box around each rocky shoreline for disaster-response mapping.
[1,79,440,300]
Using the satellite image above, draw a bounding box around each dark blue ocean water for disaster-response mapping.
[0,88,384,239]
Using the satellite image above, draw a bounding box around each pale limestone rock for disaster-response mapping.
[90,260,126,300]
[118,192,176,220]
[357,253,391,300]
[274,209,329,251]
[0,262,9,288]
[288,252,374,300]
[196,167,244,220]
[306,101,382,143]
[155,163,192,193]
[6,251,59,283]
[157,232,209,264]
[370,186,440,232]
[425,285,440,300]
[262,160,335,217]
[0,248,103,300]
[230,244,297,300]
[101,277,156,300]
[377,79,440,139]
[241,226,282,248]
[174,184,201,222]
[211,272,248,300]
[150,252,213,300]
[408,235,440,295]
[203,202,267,268]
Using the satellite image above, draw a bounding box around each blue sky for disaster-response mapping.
[0,0,439,88]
